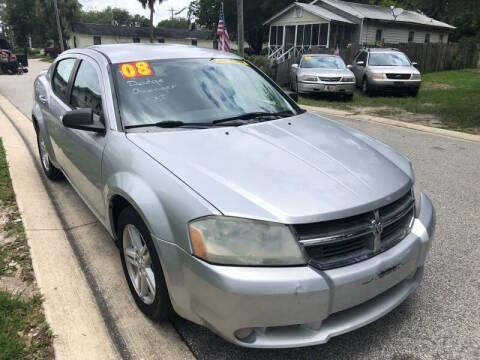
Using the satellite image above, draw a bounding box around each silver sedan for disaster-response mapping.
[33,44,434,349]
[290,54,356,99]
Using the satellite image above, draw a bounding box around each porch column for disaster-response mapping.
[282,25,286,52]
[326,22,331,48]
[294,25,298,48]
[268,25,272,55]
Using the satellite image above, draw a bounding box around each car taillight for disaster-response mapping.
[11,55,16,60]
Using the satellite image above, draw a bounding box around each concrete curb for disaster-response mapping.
[302,105,480,143]
[0,96,120,360]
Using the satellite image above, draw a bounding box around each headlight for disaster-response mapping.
[342,76,355,82]
[188,216,305,266]
[300,75,317,82]
[411,73,421,80]
[370,73,385,80]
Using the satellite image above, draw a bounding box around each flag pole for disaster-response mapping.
[236,0,244,57]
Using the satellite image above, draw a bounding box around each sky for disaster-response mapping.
[79,0,193,23]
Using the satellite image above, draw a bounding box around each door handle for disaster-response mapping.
[38,95,47,104]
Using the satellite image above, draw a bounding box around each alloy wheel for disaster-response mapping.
[123,224,156,305]
[38,136,50,172]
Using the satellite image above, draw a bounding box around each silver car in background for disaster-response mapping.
[32,44,434,349]
[290,54,356,99]
[351,48,422,96]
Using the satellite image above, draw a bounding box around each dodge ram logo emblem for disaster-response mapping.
[372,210,383,250]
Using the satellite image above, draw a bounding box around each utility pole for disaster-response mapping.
[53,0,64,52]
[236,0,244,57]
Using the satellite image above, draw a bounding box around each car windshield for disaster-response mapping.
[112,58,296,127]
[368,52,411,66]
[300,56,346,69]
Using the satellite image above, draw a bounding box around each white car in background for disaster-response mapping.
[290,54,356,100]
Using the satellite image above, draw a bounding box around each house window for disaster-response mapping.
[375,29,383,42]
[408,31,414,42]
[296,25,304,46]
[295,7,303,18]
[93,36,101,45]
[133,37,140,43]
[425,33,430,43]
[191,39,197,46]
[158,38,165,43]
[311,24,319,46]
[319,23,328,46]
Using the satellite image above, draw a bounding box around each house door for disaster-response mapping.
[285,26,295,49]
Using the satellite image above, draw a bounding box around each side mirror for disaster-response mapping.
[412,62,418,67]
[356,61,365,66]
[62,108,105,134]
[347,64,353,69]
[291,63,299,69]
[285,90,298,103]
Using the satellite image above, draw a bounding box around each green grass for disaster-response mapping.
[0,292,53,360]
[27,55,53,63]
[0,139,15,205]
[298,69,480,131]
[0,139,53,359]
[0,139,29,276]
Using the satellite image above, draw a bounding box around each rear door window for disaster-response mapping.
[52,58,76,102]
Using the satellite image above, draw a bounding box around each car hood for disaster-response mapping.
[299,68,354,77]
[126,112,413,224]
[369,65,419,74]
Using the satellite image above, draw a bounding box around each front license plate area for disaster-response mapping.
[325,85,336,91]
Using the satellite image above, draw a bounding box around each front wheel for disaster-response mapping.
[118,206,173,321]
[362,77,374,97]
[36,130,63,180]
[409,88,419,97]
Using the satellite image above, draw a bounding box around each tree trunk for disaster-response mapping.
[149,8,154,43]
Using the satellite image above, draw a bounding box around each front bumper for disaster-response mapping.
[156,193,435,348]
[298,81,355,95]
[370,78,421,92]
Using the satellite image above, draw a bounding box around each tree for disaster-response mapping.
[81,7,149,27]
[36,0,81,49]
[138,0,165,43]
[189,0,293,53]
[2,0,36,49]
[157,18,189,29]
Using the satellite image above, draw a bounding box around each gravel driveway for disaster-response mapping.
[1,59,478,360]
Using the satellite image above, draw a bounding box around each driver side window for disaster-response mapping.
[70,60,104,120]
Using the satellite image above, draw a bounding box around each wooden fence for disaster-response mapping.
[268,42,479,87]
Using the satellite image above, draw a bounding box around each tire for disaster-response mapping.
[362,77,374,97]
[409,88,419,97]
[344,94,354,101]
[36,130,63,180]
[118,206,173,321]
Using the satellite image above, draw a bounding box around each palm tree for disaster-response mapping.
[138,0,164,43]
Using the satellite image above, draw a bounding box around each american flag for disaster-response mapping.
[217,2,230,52]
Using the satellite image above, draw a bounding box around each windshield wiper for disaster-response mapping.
[212,110,295,125]
[125,121,212,129]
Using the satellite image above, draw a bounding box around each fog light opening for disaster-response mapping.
[234,328,256,343]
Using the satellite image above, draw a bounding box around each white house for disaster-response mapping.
[67,23,214,49]
[263,0,455,61]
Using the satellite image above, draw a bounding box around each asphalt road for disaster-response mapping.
[1,59,479,360]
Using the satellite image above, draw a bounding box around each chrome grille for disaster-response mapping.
[318,77,341,82]
[294,190,415,270]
